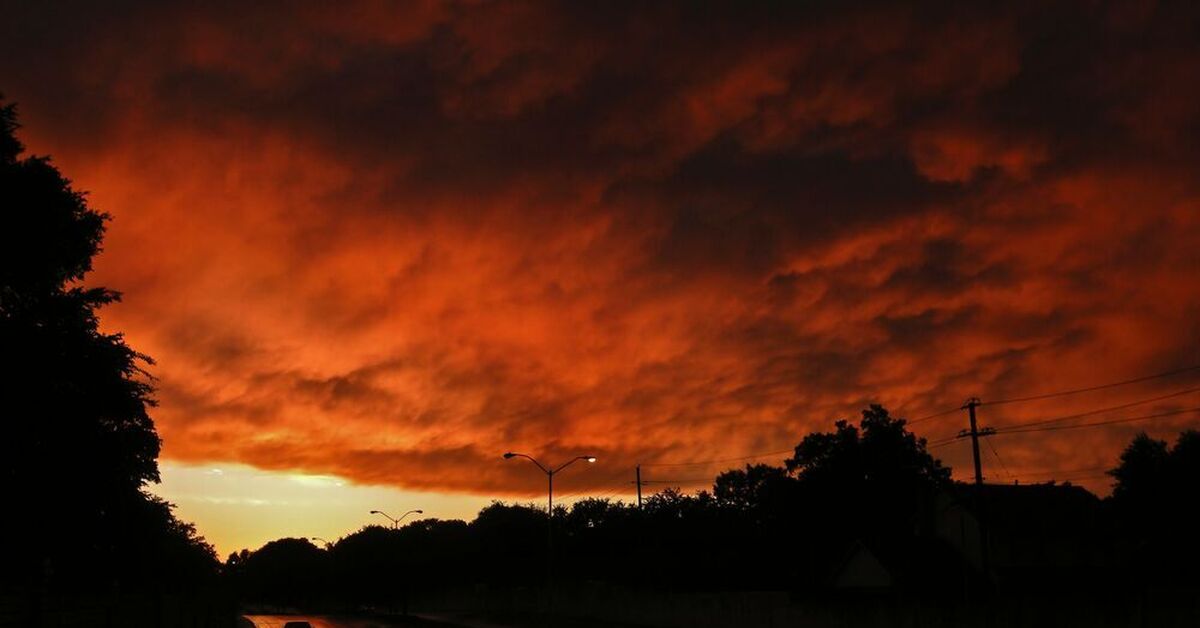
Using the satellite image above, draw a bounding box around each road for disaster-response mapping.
[242,616,430,628]
[242,613,640,628]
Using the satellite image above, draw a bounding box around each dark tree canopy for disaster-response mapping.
[785,404,950,487]
[714,463,789,511]
[1109,431,1200,552]
[1109,432,1171,506]
[779,404,950,547]
[220,415,1200,607]
[0,98,213,588]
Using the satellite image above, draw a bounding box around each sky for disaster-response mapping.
[2,0,1199,555]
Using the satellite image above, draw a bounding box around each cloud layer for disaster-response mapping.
[3,0,1199,497]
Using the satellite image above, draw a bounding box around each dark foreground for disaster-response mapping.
[242,616,408,628]
[241,615,464,628]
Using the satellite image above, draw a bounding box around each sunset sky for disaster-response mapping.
[3,1,1198,555]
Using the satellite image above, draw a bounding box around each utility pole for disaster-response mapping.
[635,464,643,509]
[966,397,984,485]
[958,397,994,587]
[547,471,554,568]
[958,397,995,485]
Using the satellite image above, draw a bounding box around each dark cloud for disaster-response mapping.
[1,0,1198,498]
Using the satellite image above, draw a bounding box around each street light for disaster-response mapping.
[504,452,596,598]
[369,509,424,529]
[502,453,596,516]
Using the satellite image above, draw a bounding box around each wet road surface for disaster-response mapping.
[243,616,423,628]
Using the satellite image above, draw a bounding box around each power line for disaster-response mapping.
[928,437,960,449]
[981,364,1200,407]
[905,364,1200,427]
[990,385,1200,431]
[555,469,629,502]
[907,406,962,425]
[984,437,1013,480]
[1052,477,1110,485]
[1012,464,1111,477]
[993,406,1200,435]
[561,481,630,507]
[635,365,1200,479]
[928,393,1200,444]
[642,404,968,466]
[641,448,793,468]
[602,483,633,500]
[999,472,1112,484]
[1019,471,1113,483]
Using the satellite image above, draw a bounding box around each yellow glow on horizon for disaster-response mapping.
[151,461,495,557]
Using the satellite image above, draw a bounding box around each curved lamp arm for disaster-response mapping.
[552,456,598,474]
[369,510,399,525]
[503,452,549,474]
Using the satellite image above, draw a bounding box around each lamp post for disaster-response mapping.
[503,452,596,589]
[369,509,424,529]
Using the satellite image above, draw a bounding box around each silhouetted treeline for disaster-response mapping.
[0,98,218,594]
[225,404,1200,611]
[1108,430,1200,581]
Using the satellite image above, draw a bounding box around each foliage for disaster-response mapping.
[225,538,327,607]
[1108,430,1200,576]
[223,419,1200,606]
[785,404,950,486]
[224,404,973,602]
[0,97,216,589]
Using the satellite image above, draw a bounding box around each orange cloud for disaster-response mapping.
[2,0,1199,508]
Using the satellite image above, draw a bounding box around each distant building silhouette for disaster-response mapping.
[936,482,1107,589]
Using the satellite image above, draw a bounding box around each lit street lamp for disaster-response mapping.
[502,453,596,516]
[503,451,596,590]
[369,509,424,529]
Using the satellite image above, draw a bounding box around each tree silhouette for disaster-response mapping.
[1108,430,1200,581]
[713,463,791,511]
[782,405,949,555]
[220,412,1200,610]
[226,538,327,608]
[1110,432,1170,506]
[785,404,950,486]
[0,98,214,589]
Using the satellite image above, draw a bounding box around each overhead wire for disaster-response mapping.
[993,406,1200,435]
[927,436,961,449]
[990,385,1200,431]
[555,468,630,503]
[980,363,1200,407]
[598,485,631,501]
[903,365,1200,426]
[1011,464,1111,476]
[640,448,794,468]
[907,406,962,425]
[915,369,1200,450]
[1005,466,1113,483]
[620,365,1200,486]
[984,437,1013,480]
